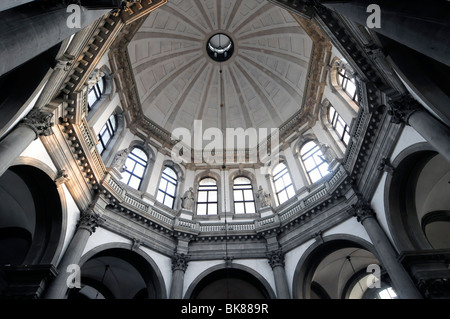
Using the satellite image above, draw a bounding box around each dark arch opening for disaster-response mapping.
[189,268,270,299]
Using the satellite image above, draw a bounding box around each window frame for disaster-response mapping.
[196,177,219,216]
[272,162,295,206]
[337,69,358,103]
[122,147,149,191]
[87,76,105,112]
[232,176,257,215]
[300,141,330,184]
[328,106,351,147]
[156,166,178,209]
[96,114,117,155]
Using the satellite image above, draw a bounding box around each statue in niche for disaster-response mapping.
[319,144,335,163]
[181,187,195,211]
[88,68,105,89]
[256,185,271,208]
[111,148,129,173]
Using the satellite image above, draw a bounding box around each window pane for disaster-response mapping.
[272,163,286,176]
[234,190,243,201]
[133,164,145,178]
[164,196,174,209]
[243,190,254,201]
[234,177,250,185]
[328,107,336,123]
[286,185,296,198]
[278,191,288,205]
[125,158,135,170]
[166,182,176,196]
[200,178,216,186]
[208,204,217,215]
[335,122,345,136]
[96,143,104,154]
[209,190,218,202]
[304,157,316,171]
[282,173,292,186]
[128,176,141,190]
[197,191,207,203]
[97,79,104,93]
[300,141,316,156]
[309,169,322,184]
[343,132,351,146]
[197,204,207,215]
[235,202,245,214]
[245,202,256,214]
[121,172,131,184]
[159,179,168,192]
[346,81,356,98]
[88,91,98,106]
[274,178,285,192]
[319,163,329,176]
[164,167,177,179]
[132,148,148,161]
[156,191,165,203]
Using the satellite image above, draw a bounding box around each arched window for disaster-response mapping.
[96,114,117,155]
[272,163,295,205]
[122,147,148,190]
[300,141,329,184]
[156,167,178,209]
[328,106,351,146]
[196,178,218,216]
[87,76,105,112]
[337,68,358,103]
[233,177,256,214]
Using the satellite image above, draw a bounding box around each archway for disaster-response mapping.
[70,246,166,299]
[185,264,276,299]
[386,145,450,251]
[292,236,395,299]
[0,165,64,296]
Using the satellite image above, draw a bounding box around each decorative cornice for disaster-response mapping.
[19,109,54,139]
[171,253,190,272]
[267,249,285,269]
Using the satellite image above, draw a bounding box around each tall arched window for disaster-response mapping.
[328,106,351,147]
[233,177,256,214]
[87,76,105,112]
[337,68,358,103]
[156,167,178,209]
[96,114,117,155]
[197,178,218,216]
[122,147,148,190]
[272,163,295,205]
[300,141,329,184]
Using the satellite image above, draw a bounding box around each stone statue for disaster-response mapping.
[181,187,195,210]
[111,148,129,173]
[256,185,271,208]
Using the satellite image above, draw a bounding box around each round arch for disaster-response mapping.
[385,142,450,251]
[77,242,167,299]
[292,234,379,299]
[184,263,276,299]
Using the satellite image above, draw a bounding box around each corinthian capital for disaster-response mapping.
[19,109,54,138]
[388,95,422,125]
[172,253,190,272]
[351,198,376,223]
[267,249,285,269]
[77,210,104,234]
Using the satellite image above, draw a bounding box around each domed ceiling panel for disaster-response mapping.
[128,0,313,133]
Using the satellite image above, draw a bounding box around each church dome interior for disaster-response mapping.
[0,0,449,304]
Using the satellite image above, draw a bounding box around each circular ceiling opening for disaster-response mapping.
[206,33,234,62]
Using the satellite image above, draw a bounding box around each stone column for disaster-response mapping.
[0,1,114,77]
[389,95,450,163]
[0,109,54,177]
[267,250,291,299]
[352,199,423,299]
[44,210,104,299]
[320,0,450,66]
[169,253,189,299]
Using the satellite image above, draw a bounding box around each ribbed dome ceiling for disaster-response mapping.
[128,0,313,134]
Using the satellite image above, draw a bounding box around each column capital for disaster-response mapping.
[388,95,422,125]
[267,249,285,269]
[19,109,54,139]
[351,198,376,223]
[77,210,104,235]
[172,253,190,272]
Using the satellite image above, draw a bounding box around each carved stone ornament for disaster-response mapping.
[19,109,54,139]
[267,249,285,269]
[256,186,272,208]
[388,95,422,125]
[77,210,104,235]
[111,148,130,173]
[172,253,190,272]
[131,238,141,252]
[181,187,195,211]
[351,198,376,223]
